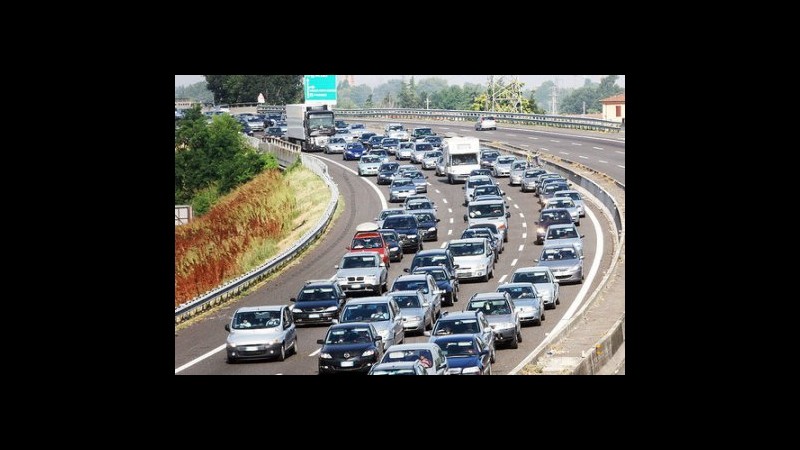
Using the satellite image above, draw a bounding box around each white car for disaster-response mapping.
[475,116,497,131]
[446,238,495,282]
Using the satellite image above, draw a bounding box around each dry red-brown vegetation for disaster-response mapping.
[175,169,294,306]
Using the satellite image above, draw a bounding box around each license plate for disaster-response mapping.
[309,314,320,318]
[245,346,259,351]
[351,284,361,289]
[341,361,354,367]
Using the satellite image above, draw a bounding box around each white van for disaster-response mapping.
[442,137,481,184]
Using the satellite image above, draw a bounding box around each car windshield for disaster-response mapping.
[449,242,485,256]
[470,224,498,233]
[467,299,512,315]
[473,187,499,196]
[414,255,448,267]
[452,154,479,165]
[407,172,424,180]
[560,192,580,200]
[513,272,550,284]
[347,144,363,150]
[497,156,515,164]
[541,248,577,261]
[434,319,478,335]
[232,310,281,330]
[297,287,336,302]
[341,304,390,322]
[547,227,578,239]
[379,232,398,243]
[416,129,433,136]
[341,255,377,268]
[424,151,442,158]
[308,113,334,130]
[497,286,535,299]
[441,340,478,357]
[352,237,383,249]
[352,124,365,129]
[383,217,416,228]
[361,156,381,163]
[382,349,433,365]
[468,178,493,188]
[411,213,433,223]
[407,201,433,210]
[392,180,414,188]
[325,327,373,344]
[382,139,398,145]
[379,163,399,172]
[468,203,505,218]
[393,295,421,308]
[329,138,345,144]
[547,199,573,208]
[393,279,428,293]
[541,211,570,222]
[371,367,418,375]
[380,210,403,220]
[512,163,527,170]
[415,269,447,281]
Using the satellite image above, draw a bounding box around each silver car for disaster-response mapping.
[521,168,547,192]
[338,296,405,350]
[510,266,560,310]
[367,148,390,163]
[390,273,443,322]
[368,361,427,375]
[225,305,298,363]
[492,155,517,177]
[446,238,495,282]
[380,343,449,375]
[535,244,585,284]
[496,282,544,326]
[325,137,347,154]
[509,161,529,185]
[387,290,434,335]
[374,208,405,228]
[396,142,415,160]
[411,142,434,163]
[388,178,417,202]
[334,252,388,295]
[554,189,586,217]
[463,175,496,206]
[542,196,580,225]
[421,150,443,170]
[405,170,429,193]
[358,154,383,176]
[435,156,446,176]
[463,292,522,349]
[543,223,584,256]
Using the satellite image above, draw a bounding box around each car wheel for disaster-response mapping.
[278,343,286,361]
[541,312,545,321]
[289,337,298,355]
[534,318,542,326]
[226,356,236,364]
[576,220,581,226]
[510,333,519,349]
[504,233,508,243]
[482,271,489,282]
[490,348,496,363]
[517,328,523,343]
[556,297,561,305]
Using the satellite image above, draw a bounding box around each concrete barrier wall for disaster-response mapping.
[571,314,625,375]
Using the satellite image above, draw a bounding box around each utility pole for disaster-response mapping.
[582,101,586,116]
[426,94,430,110]
[551,77,558,115]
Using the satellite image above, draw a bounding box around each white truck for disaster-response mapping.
[442,136,481,184]
[286,104,336,152]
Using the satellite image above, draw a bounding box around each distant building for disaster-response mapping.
[175,97,198,110]
[600,94,625,123]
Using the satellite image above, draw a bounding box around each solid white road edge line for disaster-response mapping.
[316,155,388,210]
[175,344,226,374]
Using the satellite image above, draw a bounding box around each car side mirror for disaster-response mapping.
[380,262,386,267]
[480,350,489,356]
[290,297,296,302]
[500,190,505,195]
[506,212,511,218]
[423,331,431,337]
[374,336,382,341]
[581,235,585,238]
[316,339,325,345]
[580,256,585,259]
[454,264,460,269]
[463,214,468,222]
[436,218,441,222]
[462,186,465,190]
[534,259,539,262]
[225,324,230,332]
[334,264,339,269]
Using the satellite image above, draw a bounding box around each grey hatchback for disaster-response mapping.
[225,305,298,363]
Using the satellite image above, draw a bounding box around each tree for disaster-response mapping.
[204,75,303,105]
[535,81,556,113]
[364,94,374,109]
[381,92,396,108]
[349,84,372,107]
[597,75,623,100]
[527,91,546,114]
[416,77,448,96]
[372,80,403,106]
[175,81,214,104]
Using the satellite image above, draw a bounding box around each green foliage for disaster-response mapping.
[204,75,303,104]
[175,81,214,104]
[191,185,220,216]
[175,107,275,207]
[559,75,622,114]
[364,94,374,108]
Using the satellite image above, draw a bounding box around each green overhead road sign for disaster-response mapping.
[304,75,337,105]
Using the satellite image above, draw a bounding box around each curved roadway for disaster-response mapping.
[175,125,621,375]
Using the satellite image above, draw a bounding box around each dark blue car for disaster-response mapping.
[290,280,346,325]
[381,214,422,253]
[412,265,459,305]
[343,142,366,161]
[430,334,492,375]
[317,322,384,374]
[408,211,439,241]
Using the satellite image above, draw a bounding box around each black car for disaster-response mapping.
[359,132,377,146]
[412,265,459,305]
[317,322,383,374]
[377,162,400,185]
[291,280,347,325]
[534,208,573,244]
[381,214,422,253]
[408,211,440,241]
[407,248,458,275]
[365,135,385,150]
[378,228,403,262]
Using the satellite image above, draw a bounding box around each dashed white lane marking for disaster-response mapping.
[593,146,603,150]
[579,155,589,159]
[498,274,507,283]
[448,229,453,235]
[617,165,625,169]
[442,198,448,204]
[427,182,432,186]
[175,344,226,374]
[541,147,549,151]
[309,349,321,357]
[511,258,518,266]
[521,144,529,147]
[449,217,454,224]
[440,242,447,248]
[518,244,525,252]
[615,150,624,154]
[315,155,388,210]
[522,222,527,228]
[506,134,516,137]
[442,127,450,130]
[599,160,608,163]
[448,208,453,213]
[514,204,519,209]
[507,196,513,201]
[519,213,525,218]
[522,233,527,239]
[571,142,582,146]
[435,189,441,194]
[560,152,570,155]
[550,139,560,143]
[528,136,539,140]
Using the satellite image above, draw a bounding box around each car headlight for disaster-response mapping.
[292,308,303,314]
[227,341,237,348]
[462,366,481,375]
[337,277,347,283]
[361,349,375,357]
[406,316,422,322]
[540,292,553,301]
[428,227,436,232]
[537,227,545,233]
[572,265,582,272]
[497,322,516,330]
[379,329,390,339]
[320,352,332,359]
[390,246,399,251]
[475,264,487,271]
[324,306,339,312]
[364,275,377,283]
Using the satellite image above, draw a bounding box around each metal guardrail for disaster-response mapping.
[175,138,339,321]
[227,105,622,132]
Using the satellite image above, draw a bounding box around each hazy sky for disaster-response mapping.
[176,75,624,90]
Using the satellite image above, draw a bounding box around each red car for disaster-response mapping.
[347,222,391,266]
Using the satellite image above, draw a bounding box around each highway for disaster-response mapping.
[175,124,622,375]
